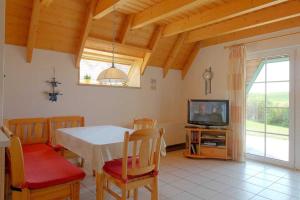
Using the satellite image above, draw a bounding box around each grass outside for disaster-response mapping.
[246,120,288,136]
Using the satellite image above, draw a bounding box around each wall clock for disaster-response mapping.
[202,67,213,95]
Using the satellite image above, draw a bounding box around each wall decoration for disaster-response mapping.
[46,68,62,102]
[202,67,213,95]
[150,78,157,90]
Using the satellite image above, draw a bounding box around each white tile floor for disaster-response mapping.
[80,150,300,200]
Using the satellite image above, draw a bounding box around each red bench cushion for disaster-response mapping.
[50,144,64,152]
[103,157,157,183]
[22,144,85,189]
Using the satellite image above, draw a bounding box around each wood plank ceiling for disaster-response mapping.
[5,0,300,78]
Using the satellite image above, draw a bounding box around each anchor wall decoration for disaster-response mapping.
[46,68,62,102]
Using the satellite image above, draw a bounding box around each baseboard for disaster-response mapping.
[166,143,186,152]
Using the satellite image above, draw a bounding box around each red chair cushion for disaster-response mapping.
[22,144,85,189]
[103,157,157,182]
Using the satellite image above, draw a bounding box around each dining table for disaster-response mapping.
[56,125,166,199]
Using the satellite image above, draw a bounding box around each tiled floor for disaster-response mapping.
[81,150,300,200]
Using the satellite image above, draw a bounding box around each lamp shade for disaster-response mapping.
[97,66,128,84]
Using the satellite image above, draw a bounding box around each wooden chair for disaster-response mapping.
[4,118,49,144]
[48,116,85,166]
[2,126,85,200]
[97,128,164,200]
[3,118,49,199]
[133,118,166,156]
[133,118,157,130]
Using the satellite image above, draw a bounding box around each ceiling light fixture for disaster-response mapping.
[97,6,128,85]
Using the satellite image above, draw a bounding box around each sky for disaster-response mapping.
[249,60,290,94]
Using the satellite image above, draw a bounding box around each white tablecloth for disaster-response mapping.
[56,125,166,172]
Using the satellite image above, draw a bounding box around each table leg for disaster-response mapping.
[96,172,105,200]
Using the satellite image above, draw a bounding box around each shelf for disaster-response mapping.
[183,151,229,160]
[201,137,226,140]
[201,145,226,149]
[186,127,230,160]
[187,128,229,132]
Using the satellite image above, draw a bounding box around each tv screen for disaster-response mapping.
[188,99,229,126]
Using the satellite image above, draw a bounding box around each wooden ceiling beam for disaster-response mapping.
[198,16,300,48]
[75,0,97,68]
[86,37,152,53]
[85,37,152,59]
[148,26,163,50]
[186,0,300,43]
[41,0,53,7]
[163,33,187,78]
[181,43,200,79]
[141,26,163,75]
[83,48,140,61]
[163,0,288,37]
[26,0,40,63]
[93,0,121,19]
[131,0,205,30]
[118,14,134,44]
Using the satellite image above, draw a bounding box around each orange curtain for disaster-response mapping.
[228,45,246,161]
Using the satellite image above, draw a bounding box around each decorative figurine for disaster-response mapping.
[47,68,62,102]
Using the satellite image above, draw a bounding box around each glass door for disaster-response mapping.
[246,55,293,166]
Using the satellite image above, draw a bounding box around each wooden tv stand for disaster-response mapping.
[184,126,231,160]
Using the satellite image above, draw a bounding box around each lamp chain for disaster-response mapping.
[112,5,116,68]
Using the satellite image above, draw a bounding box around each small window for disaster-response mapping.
[79,59,141,88]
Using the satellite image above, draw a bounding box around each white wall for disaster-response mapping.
[293,47,300,169]
[183,27,300,169]
[3,45,185,145]
[0,0,5,125]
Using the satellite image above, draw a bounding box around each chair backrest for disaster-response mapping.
[2,126,25,188]
[121,128,164,181]
[5,118,49,144]
[133,118,157,130]
[48,116,84,145]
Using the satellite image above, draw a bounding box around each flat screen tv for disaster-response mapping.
[188,99,229,126]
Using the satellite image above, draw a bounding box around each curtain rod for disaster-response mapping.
[224,31,300,49]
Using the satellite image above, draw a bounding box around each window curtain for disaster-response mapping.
[228,45,246,162]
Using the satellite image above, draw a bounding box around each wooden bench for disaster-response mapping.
[3,117,86,200]
[4,118,49,145]
[3,126,85,200]
[48,116,85,166]
[5,117,84,158]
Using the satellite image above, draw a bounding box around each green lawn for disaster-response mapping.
[246,120,288,135]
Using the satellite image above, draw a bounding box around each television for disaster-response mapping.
[188,99,229,127]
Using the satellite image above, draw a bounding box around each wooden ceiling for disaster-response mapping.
[5,0,300,78]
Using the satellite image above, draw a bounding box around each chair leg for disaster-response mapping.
[151,177,158,200]
[121,185,127,200]
[12,188,30,200]
[96,172,105,200]
[70,182,80,200]
[127,190,131,198]
[4,173,10,199]
[79,158,85,168]
[134,188,138,200]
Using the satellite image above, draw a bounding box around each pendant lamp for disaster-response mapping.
[97,8,128,85]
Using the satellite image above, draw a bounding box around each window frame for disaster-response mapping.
[78,50,143,89]
[246,48,295,168]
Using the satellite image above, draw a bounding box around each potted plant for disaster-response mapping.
[83,74,92,84]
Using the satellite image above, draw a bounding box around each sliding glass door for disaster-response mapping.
[246,54,294,166]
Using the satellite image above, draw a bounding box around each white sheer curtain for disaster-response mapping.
[228,45,246,161]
